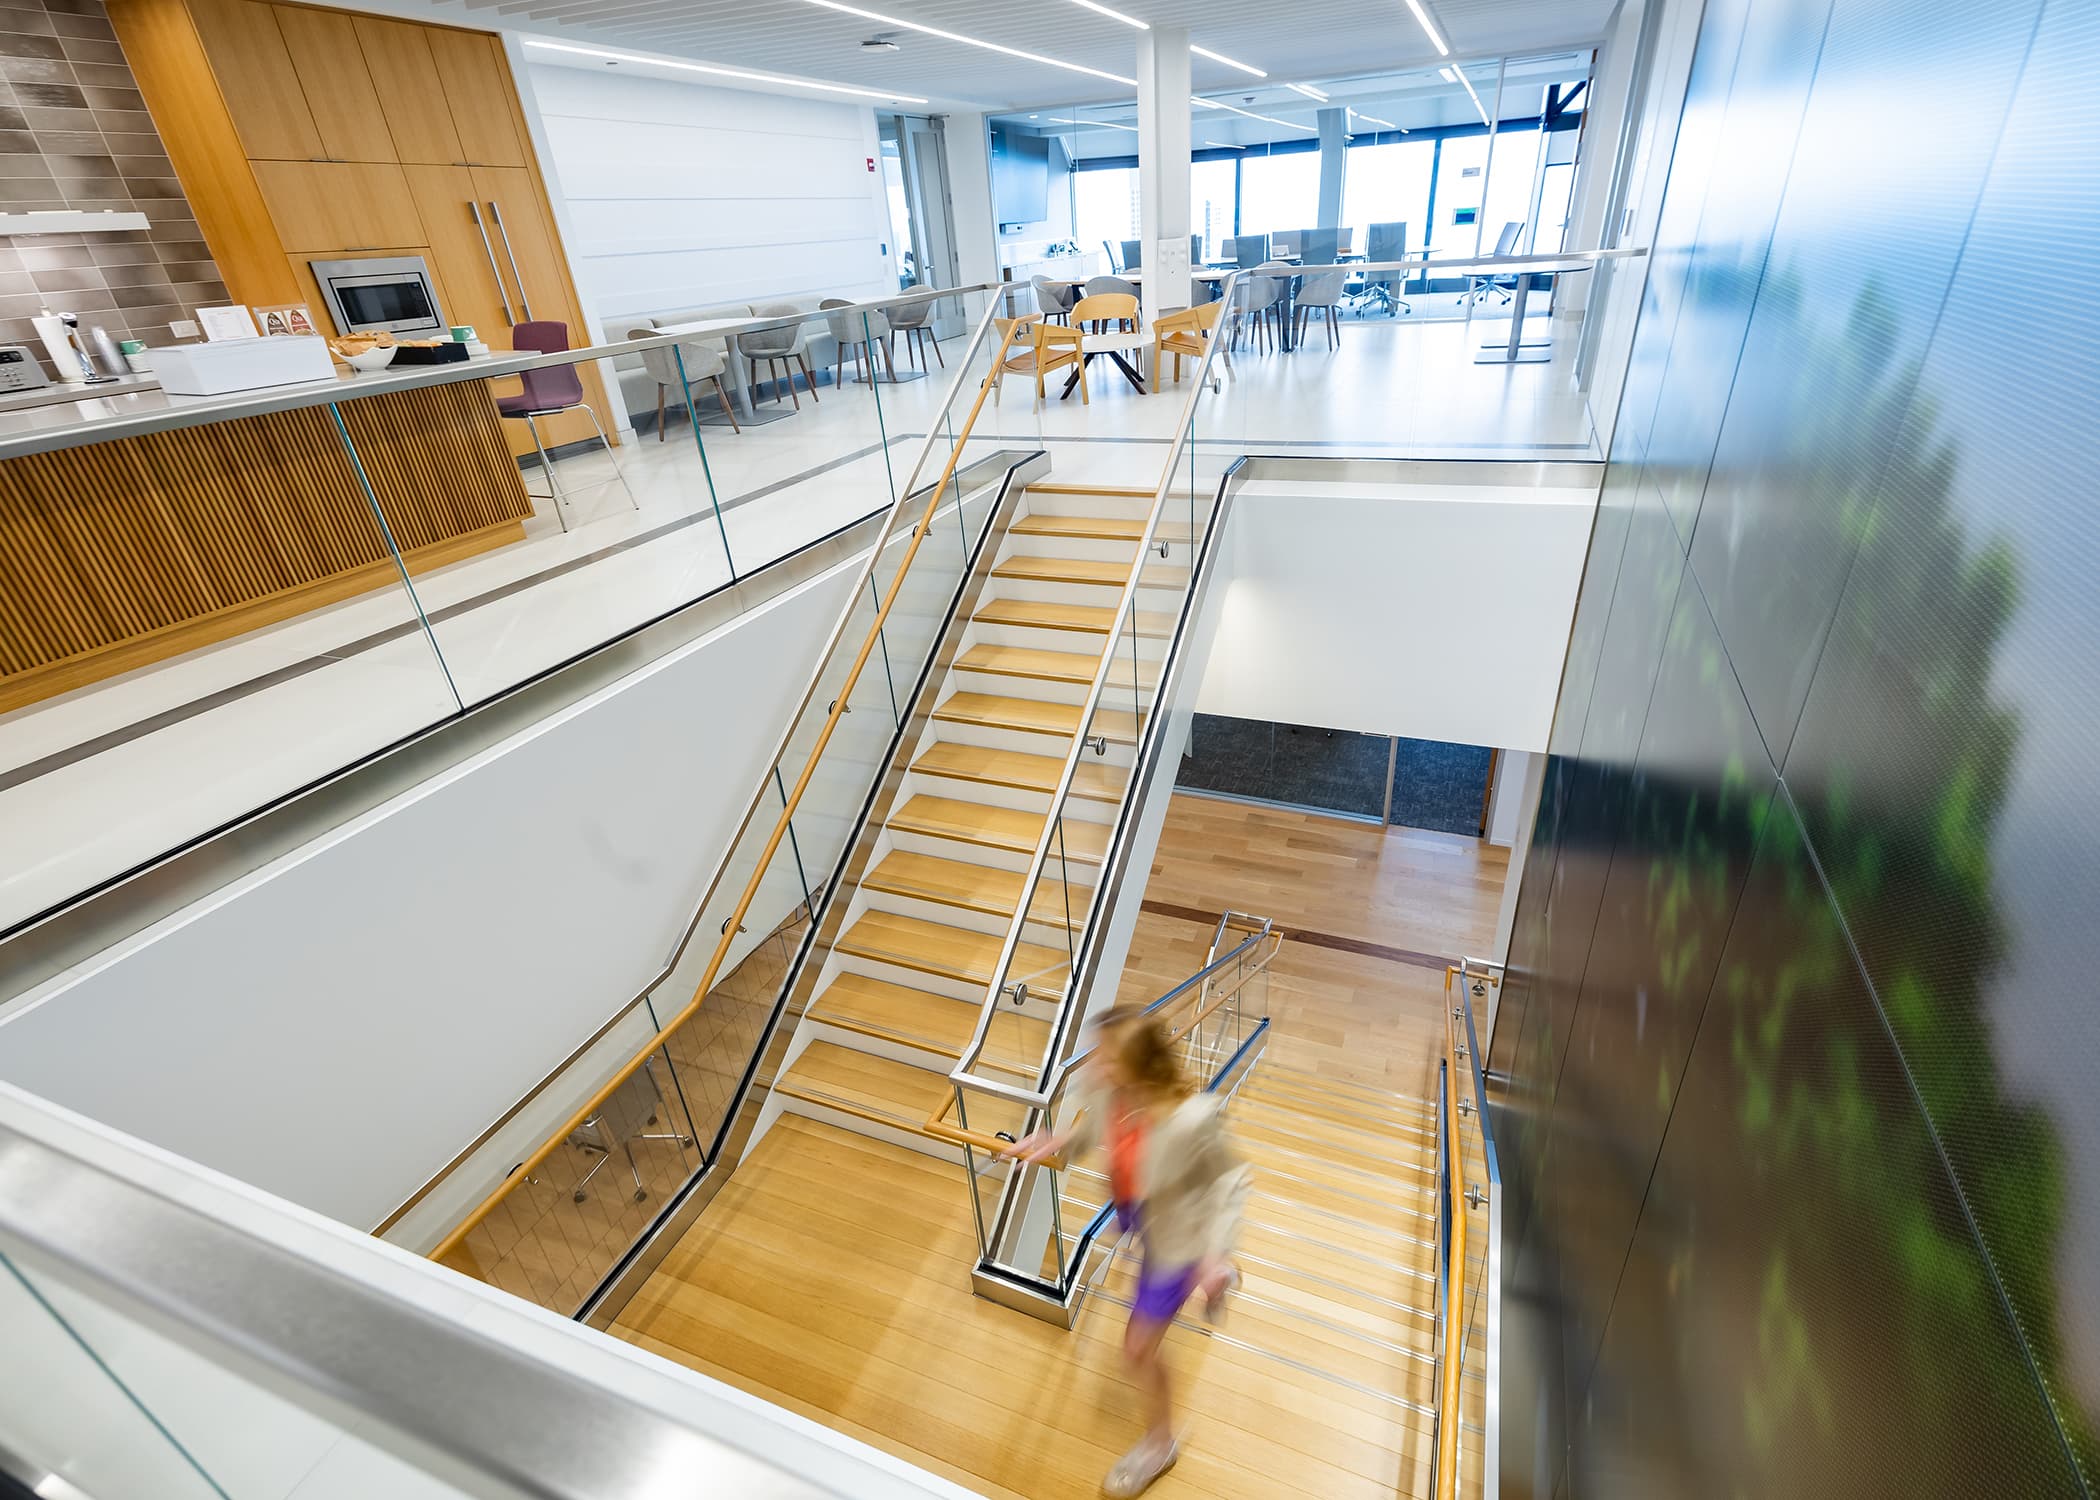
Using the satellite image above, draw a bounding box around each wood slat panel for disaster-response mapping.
[0,382,531,713]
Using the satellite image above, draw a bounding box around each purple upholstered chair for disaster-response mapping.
[498,321,634,531]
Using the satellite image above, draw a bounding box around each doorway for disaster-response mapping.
[1178,715,1501,835]
[879,115,963,338]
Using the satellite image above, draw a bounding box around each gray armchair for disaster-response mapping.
[1291,270,1350,350]
[888,295,942,370]
[625,325,738,437]
[822,298,895,385]
[1031,274,1075,323]
[736,303,819,407]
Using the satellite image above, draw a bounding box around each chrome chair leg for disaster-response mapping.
[520,414,569,534]
[581,403,641,515]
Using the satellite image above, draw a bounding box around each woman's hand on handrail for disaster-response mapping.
[1002,1127,1071,1165]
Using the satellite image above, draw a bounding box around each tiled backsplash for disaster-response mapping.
[0,0,227,373]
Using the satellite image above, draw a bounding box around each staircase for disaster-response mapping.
[758,480,1192,1160]
[1064,1060,1448,1496]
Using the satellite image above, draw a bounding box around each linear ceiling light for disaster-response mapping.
[1285,82,1328,101]
[795,0,1138,85]
[1063,0,1149,29]
[1190,44,1266,78]
[522,39,928,102]
[1402,0,1450,56]
[1049,116,1139,131]
[1192,94,1316,132]
[1348,106,1400,131]
[1441,63,1489,124]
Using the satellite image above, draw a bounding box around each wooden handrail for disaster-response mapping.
[429,362,1003,1267]
[1438,980,1467,1500]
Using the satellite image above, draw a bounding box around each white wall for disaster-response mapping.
[527,62,894,335]
[0,565,859,1231]
[1195,480,1596,753]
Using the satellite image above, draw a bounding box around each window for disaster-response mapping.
[1480,126,1545,255]
[1190,157,1237,261]
[1073,166,1138,249]
[1429,133,1491,256]
[1237,150,1319,238]
[1341,139,1435,260]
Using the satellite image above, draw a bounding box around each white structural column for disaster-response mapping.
[1135,25,1192,318]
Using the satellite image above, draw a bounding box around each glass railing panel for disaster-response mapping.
[0,400,464,939]
[0,1245,230,1498]
[425,306,1022,1309]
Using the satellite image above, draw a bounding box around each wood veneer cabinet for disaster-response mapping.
[109,0,613,454]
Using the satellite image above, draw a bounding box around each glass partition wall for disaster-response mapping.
[987,50,1593,322]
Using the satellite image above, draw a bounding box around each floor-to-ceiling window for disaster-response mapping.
[1073,164,1139,254]
[1237,148,1320,239]
[1340,139,1436,259]
[1191,156,1237,260]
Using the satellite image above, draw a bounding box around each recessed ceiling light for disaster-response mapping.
[1063,0,1149,29]
[1285,82,1328,101]
[1403,0,1451,56]
[797,0,1138,84]
[1190,44,1266,78]
[1440,64,1489,124]
[1202,139,1235,148]
[523,39,928,103]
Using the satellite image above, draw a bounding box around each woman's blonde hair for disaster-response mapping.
[1095,1005,1193,1102]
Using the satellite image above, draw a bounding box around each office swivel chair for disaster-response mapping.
[1301,228,1340,265]
[1271,229,1302,260]
[1469,221,1528,307]
[1120,238,1143,271]
[1349,221,1410,317]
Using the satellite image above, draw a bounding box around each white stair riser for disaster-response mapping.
[1000,534,1142,566]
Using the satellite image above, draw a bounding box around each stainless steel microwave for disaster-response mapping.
[310,256,447,337]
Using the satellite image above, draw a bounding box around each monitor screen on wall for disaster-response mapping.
[991,127,1050,223]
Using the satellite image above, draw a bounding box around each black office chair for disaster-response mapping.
[1301,228,1340,265]
[1469,221,1527,307]
[1350,221,1410,317]
[1120,238,1143,271]
[1234,235,1270,269]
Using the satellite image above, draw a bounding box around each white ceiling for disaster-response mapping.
[438,0,1616,111]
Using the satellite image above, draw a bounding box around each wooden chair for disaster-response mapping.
[1151,301,1223,386]
[1069,291,1139,334]
[987,316,1087,407]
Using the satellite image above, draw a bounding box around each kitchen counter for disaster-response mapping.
[0,372,161,414]
[0,348,547,461]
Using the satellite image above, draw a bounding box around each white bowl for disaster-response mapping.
[344,346,396,373]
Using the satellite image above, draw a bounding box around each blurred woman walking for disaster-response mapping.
[1007,1005,1249,1496]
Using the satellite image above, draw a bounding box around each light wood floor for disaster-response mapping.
[611,793,1506,1497]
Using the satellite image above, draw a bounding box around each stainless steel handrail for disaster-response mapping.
[946,268,1247,1109]
[0,1089,959,1500]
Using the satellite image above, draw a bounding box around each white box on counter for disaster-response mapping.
[151,336,337,396]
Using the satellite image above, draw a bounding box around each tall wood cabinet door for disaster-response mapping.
[354,17,466,166]
[402,164,515,339]
[269,5,393,162]
[471,166,614,448]
[426,29,526,167]
[254,161,427,252]
[185,0,322,161]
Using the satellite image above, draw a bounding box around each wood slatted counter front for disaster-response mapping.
[0,377,531,714]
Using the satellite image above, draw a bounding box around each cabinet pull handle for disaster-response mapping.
[487,200,534,322]
[468,200,516,326]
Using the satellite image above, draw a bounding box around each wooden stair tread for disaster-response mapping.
[931,691,1143,745]
[1011,514,1197,544]
[953,641,1160,691]
[810,972,978,1055]
[836,908,1073,990]
[993,554,1189,591]
[862,850,1091,928]
[909,741,1128,803]
[887,794,1112,863]
[973,597,1176,639]
[777,1043,1032,1138]
[1022,482,1156,497]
